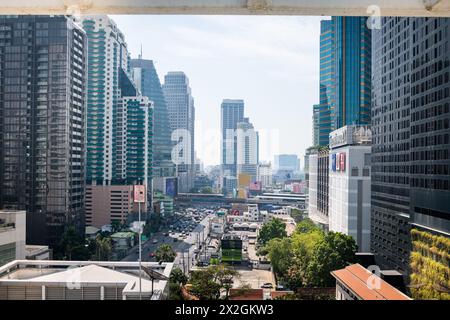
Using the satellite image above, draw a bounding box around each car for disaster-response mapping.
[261,283,273,289]
[149,252,155,258]
[152,239,158,244]
[163,232,169,237]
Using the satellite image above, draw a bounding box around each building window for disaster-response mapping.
[351,167,359,176]
[364,153,371,166]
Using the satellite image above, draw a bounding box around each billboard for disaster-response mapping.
[249,181,262,191]
[165,177,178,197]
[331,153,336,171]
[133,185,146,203]
[238,174,251,187]
[332,152,346,172]
[340,152,346,171]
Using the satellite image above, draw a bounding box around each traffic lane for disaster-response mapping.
[122,213,212,262]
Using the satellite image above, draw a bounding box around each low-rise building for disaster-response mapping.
[0,260,172,300]
[331,264,411,300]
[85,226,101,240]
[328,125,371,252]
[85,185,147,229]
[153,192,174,216]
[0,210,26,266]
[221,234,243,264]
[111,232,135,260]
[25,245,51,260]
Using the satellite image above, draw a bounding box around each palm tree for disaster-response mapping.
[155,244,176,262]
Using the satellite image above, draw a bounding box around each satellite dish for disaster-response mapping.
[142,266,169,281]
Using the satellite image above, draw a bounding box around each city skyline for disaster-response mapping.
[111,15,323,166]
[0,11,448,302]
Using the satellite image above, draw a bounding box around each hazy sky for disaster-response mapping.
[111,15,324,167]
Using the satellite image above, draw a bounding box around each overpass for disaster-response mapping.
[174,192,306,207]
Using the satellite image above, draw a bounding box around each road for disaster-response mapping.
[122,213,213,274]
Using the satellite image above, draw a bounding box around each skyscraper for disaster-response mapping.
[0,16,87,246]
[221,99,244,177]
[318,19,335,146]
[82,16,130,184]
[114,96,153,186]
[236,121,259,182]
[313,104,320,146]
[371,17,450,278]
[130,58,175,182]
[162,71,195,193]
[274,154,300,172]
[333,16,371,129]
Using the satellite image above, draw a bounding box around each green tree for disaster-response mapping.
[214,264,239,299]
[55,226,90,260]
[155,244,176,262]
[188,265,239,300]
[111,220,122,233]
[94,234,112,261]
[258,218,287,245]
[266,237,293,276]
[290,208,305,223]
[189,267,222,300]
[200,186,213,194]
[169,267,188,300]
[306,232,357,287]
[170,267,188,285]
[295,218,321,234]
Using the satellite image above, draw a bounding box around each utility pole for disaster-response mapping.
[138,200,142,300]
[133,184,145,300]
[187,250,190,273]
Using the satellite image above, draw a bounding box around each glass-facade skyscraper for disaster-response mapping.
[130,58,175,181]
[313,103,320,146]
[318,19,335,146]
[162,71,195,193]
[333,16,371,129]
[371,17,450,279]
[0,16,87,246]
[221,99,245,177]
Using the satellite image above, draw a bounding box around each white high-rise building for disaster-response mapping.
[328,125,372,252]
[82,15,130,183]
[236,121,259,182]
[257,162,273,189]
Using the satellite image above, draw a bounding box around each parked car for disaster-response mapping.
[261,283,273,289]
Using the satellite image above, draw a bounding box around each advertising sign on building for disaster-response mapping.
[133,185,146,203]
[165,177,178,197]
[331,153,336,172]
[340,152,346,171]
[249,181,262,191]
[336,153,340,171]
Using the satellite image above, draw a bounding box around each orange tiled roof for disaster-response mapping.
[331,264,412,300]
[229,289,264,300]
[270,291,292,299]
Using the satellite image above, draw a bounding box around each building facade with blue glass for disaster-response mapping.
[333,16,371,129]
[318,19,335,146]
